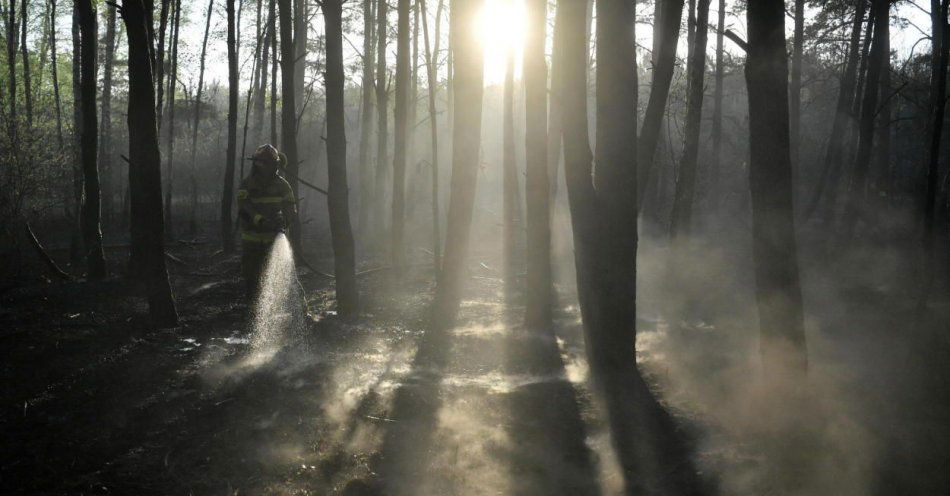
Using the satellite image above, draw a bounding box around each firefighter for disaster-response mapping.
[237,144,298,297]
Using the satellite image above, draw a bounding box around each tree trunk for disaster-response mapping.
[100,2,117,224]
[71,5,84,268]
[745,0,807,373]
[222,0,239,253]
[321,0,360,316]
[502,51,519,293]
[374,0,389,243]
[189,0,214,235]
[546,0,566,201]
[293,0,307,116]
[637,0,685,204]
[50,0,64,149]
[560,0,704,491]
[120,0,178,326]
[804,0,867,221]
[420,0,441,272]
[708,0,725,205]
[432,0,484,326]
[358,0,376,240]
[154,0,170,130]
[20,0,32,128]
[163,0,181,237]
[269,0,278,145]
[670,0,710,237]
[873,13,891,199]
[842,0,889,238]
[523,0,551,329]
[4,0,15,137]
[789,0,804,170]
[278,0,301,245]
[77,0,105,279]
[253,0,273,145]
[920,0,949,306]
[392,0,411,270]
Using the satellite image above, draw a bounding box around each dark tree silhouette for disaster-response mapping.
[278,0,300,246]
[358,0,376,239]
[321,0,361,316]
[188,0,215,235]
[392,0,411,270]
[77,0,106,279]
[99,2,118,222]
[120,0,178,326]
[221,0,238,253]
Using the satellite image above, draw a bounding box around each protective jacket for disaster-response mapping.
[237,173,296,244]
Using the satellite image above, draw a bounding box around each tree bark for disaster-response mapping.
[842,0,890,237]
[546,0,566,201]
[4,0,15,136]
[358,0,376,239]
[269,0,278,145]
[50,0,64,149]
[789,0,804,169]
[745,0,807,373]
[154,0,170,130]
[708,0,725,205]
[502,51,519,293]
[77,0,105,279]
[222,0,239,253]
[392,0,411,270]
[293,0,307,116]
[670,0,710,238]
[374,0,389,243]
[873,11,891,198]
[420,0,441,272]
[163,0,181,237]
[189,0,214,235]
[432,0,483,326]
[321,0,360,316]
[278,0,301,245]
[637,0,685,205]
[100,2,118,224]
[523,0,551,329]
[253,0,273,145]
[121,0,179,326]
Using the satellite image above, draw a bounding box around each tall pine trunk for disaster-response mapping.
[293,0,307,116]
[842,0,889,238]
[99,2,117,224]
[392,0,411,270]
[523,0,551,328]
[20,0,32,128]
[374,0,389,243]
[420,0,441,272]
[50,0,63,149]
[322,0,360,316]
[5,0,15,138]
[189,0,214,235]
[269,0,278,145]
[432,0,484,326]
[670,0,710,237]
[278,0,301,245]
[502,52,519,293]
[790,0,804,169]
[637,0,685,204]
[154,0,170,130]
[745,0,807,373]
[222,0,239,253]
[163,0,181,237]
[121,0,178,326]
[358,0,376,239]
[77,0,105,278]
[708,0,725,204]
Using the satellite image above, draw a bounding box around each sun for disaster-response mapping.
[477,0,526,86]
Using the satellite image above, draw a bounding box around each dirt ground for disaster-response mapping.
[2,224,950,495]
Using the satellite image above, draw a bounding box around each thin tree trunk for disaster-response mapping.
[100,2,117,224]
[5,0,16,136]
[804,0,866,221]
[546,0,566,201]
[709,0,725,205]
[392,0,410,270]
[321,0,360,316]
[293,0,307,116]
[50,0,63,149]
[121,0,178,326]
[873,15,891,198]
[20,0,32,128]
[254,0,273,145]
[163,0,181,237]
[523,0,551,329]
[842,0,889,237]
[189,0,214,235]
[77,0,105,278]
[789,0,804,169]
[420,0,441,272]
[222,0,239,253]
[637,0,685,204]
[374,0,389,243]
[358,0,376,239]
[745,0,807,373]
[432,0,484,326]
[154,0,170,130]
[670,0,710,237]
[502,51,519,292]
[71,5,84,268]
[278,0,301,245]
[270,0,278,146]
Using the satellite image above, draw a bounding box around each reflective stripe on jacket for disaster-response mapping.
[237,173,296,244]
